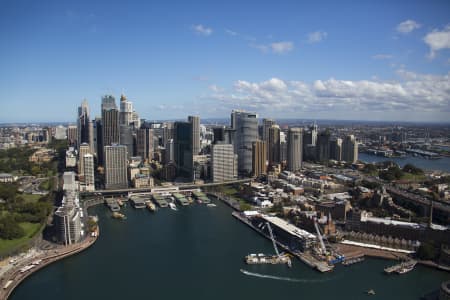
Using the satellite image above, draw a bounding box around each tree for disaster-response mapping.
[403,164,424,175]
[0,215,25,239]
[417,242,438,260]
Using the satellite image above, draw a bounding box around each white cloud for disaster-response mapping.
[307,31,328,43]
[206,71,450,117]
[372,54,393,60]
[225,29,238,36]
[191,24,213,36]
[252,41,294,54]
[270,41,294,54]
[424,25,450,59]
[208,85,223,92]
[396,20,421,34]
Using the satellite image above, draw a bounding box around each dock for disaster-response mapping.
[342,254,365,266]
[192,191,211,203]
[173,193,189,206]
[105,198,120,212]
[129,196,146,209]
[232,211,333,273]
[152,194,168,208]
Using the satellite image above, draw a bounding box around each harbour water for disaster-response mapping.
[359,153,450,173]
[10,201,450,300]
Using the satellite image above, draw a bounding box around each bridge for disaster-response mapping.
[79,178,253,198]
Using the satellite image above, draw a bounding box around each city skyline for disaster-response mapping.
[1,0,450,123]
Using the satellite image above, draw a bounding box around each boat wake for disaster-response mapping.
[240,269,332,283]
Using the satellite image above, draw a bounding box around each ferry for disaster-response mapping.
[169,202,178,211]
[112,212,126,219]
[145,200,156,212]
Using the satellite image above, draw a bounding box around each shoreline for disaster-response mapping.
[0,228,99,300]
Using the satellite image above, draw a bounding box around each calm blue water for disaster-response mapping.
[10,201,450,300]
[359,153,450,173]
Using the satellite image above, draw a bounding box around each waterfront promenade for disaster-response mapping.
[0,229,99,300]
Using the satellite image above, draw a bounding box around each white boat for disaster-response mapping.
[396,260,417,274]
[169,202,178,210]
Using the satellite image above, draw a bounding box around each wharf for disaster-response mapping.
[232,211,333,273]
[342,254,365,266]
[152,194,168,208]
[105,198,120,212]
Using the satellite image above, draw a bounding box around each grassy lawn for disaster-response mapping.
[401,173,426,181]
[0,222,42,257]
[39,180,50,190]
[222,186,239,196]
[21,193,42,203]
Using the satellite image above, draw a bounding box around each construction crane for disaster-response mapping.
[314,218,327,255]
[263,222,280,257]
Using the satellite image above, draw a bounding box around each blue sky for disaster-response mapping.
[1,0,449,122]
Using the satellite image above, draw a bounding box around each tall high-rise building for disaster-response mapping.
[252,140,267,177]
[329,138,343,161]
[101,95,120,148]
[174,122,193,180]
[105,145,128,189]
[94,117,103,165]
[211,144,238,182]
[67,125,78,147]
[311,123,318,146]
[77,99,90,150]
[262,118,275,157]
[342,135,358,163]
[136,128,154,162]
[212,126,225,144]
[316,130,331,162]
[83,153,95,191]
[287,128,303,171]
[78,143,90,179]
[119,94,133,126]
[233,110,258,175]
[188,116,200,155]
[268,124,281,165]
[120,125,134,158]
[165,138,174,163]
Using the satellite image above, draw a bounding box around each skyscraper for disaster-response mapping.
[67,125,78,147]
[104,144,128,189]
[101,95,120,148]
[268,124,281,166]
[252,140,267,177]
[233,110,258,175]
[262,118,275,158]
[188,115,200,155]
[329,138,343,161]
[342,135,358,163]
[136,128,154,163]
[119,94,133,126]
[120,124,134,158]
[174,121,193,180]
[211,144,238,182]
[316,130,331,162]
[78,143,90,179]
[83,153,95,191]
[77,99,90,150]
[287,128,303,171]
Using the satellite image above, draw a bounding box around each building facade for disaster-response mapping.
[104,145,128,189]
[211,143,238,182]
